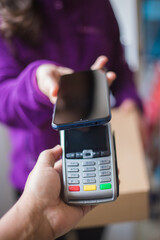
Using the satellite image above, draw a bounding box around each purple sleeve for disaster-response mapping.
[0,40,55,131]
[106,2,143,111]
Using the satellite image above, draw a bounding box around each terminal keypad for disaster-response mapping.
[66,150,112,192]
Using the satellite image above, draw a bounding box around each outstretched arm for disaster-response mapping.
[0,145,93,240]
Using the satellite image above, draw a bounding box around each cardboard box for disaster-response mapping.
[76,109,150,228]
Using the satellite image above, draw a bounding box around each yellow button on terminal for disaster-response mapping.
[83,185,97,191]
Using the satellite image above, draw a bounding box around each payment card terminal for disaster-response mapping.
[60,123,119,205]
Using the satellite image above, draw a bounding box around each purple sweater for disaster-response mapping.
[0,0,142,190]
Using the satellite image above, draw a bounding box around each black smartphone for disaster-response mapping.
[52,69,111,130]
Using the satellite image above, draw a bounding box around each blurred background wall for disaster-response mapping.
[110,0,139,72]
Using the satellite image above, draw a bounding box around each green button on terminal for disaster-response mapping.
[100,183,112,190]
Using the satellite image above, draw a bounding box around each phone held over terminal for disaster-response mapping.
[52,69,111,130]
[60,123,119,205]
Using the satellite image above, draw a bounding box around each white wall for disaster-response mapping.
[110,0,139,72]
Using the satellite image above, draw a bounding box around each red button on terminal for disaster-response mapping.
[69,186,80,191]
